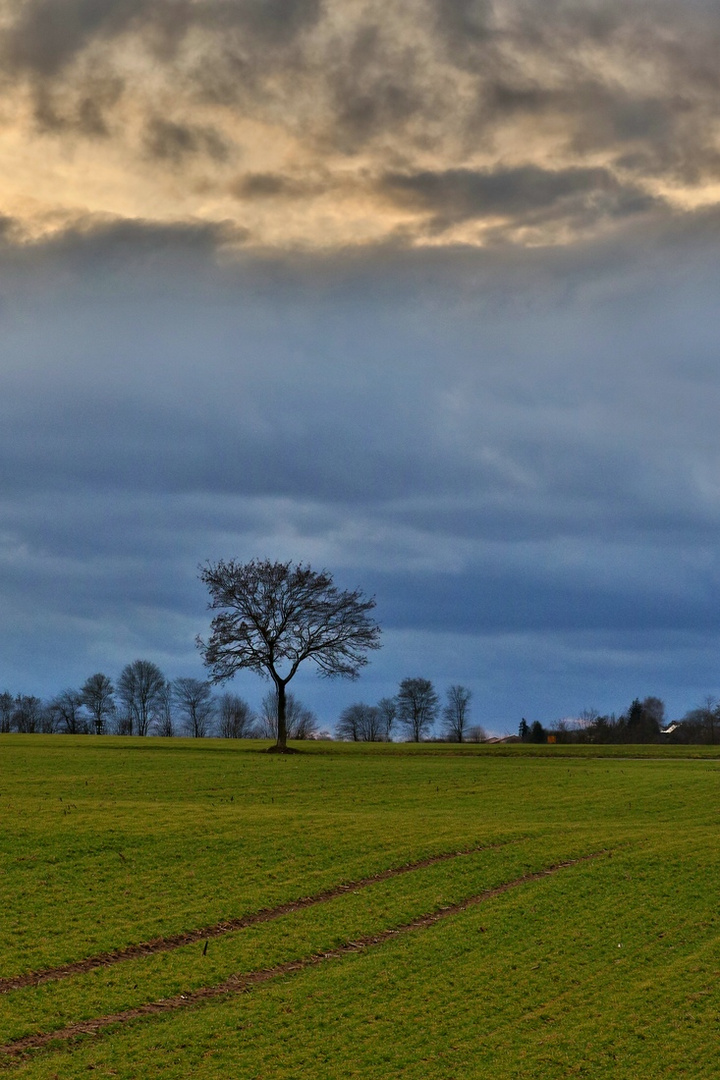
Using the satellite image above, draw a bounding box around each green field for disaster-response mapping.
[1,736,719,1078]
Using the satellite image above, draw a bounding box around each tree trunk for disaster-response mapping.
[276,681,287,749]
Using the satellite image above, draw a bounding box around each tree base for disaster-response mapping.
[266,744,301,754]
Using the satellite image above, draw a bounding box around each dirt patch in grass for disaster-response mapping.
[0,852,607,1060]
[0,839,524,995]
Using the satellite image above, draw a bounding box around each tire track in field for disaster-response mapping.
[0,839,523,995]
[0,851,607,1060]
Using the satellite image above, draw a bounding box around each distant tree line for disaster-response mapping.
[334,678,485,743]
[0,666,482,743]
[522,695,720,745]
[6,667,720,746]
[0,659,319,740]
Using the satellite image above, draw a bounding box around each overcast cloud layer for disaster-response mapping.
[1,0,720,731]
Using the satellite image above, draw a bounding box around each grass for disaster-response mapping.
[1,735,719,1077]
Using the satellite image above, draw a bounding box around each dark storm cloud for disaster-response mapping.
[0,0,323,138]
[229,172,329,201]
[0,0,322,77]
[0,0,146,77]
[215,0,324,43]
[473,80,682,146]
[432,0,493,46]
[377,164,661,230]
[0,215,247,275]
[29,70,125,136]
[320,20,430,152]
[143,117,230,164]
[428,1,720,195]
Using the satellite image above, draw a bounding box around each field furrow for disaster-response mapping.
[0,838,525,995]
[0,852,605,1060]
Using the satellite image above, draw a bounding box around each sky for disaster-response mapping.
[2,0,720,734]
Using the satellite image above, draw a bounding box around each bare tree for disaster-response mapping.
[198,559,381,751]
[257,692,277,740]
[117,660,166,737]
[81,673,115,735]
[258,690,318,740]
[0,691,13,733]
[682,696,719,744]
[336,703,361,741]
[466,724,487,743]
[442,684,472,742]
[153,680,175,737]
[49,689,87,734]
[292,707,318,740]
[114,710,134,736]
[577,708,600,729]
[13,694,45,733]
[396,677,439,742]
[217,693,256,739]
[336,702,384,741]
[701,696,718,744]
[377,696,397,741]
[173,677,215,737]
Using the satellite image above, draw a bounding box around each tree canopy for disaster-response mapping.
[396,677,439,742]
[442,684,472,742]
[117,659,166,737]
